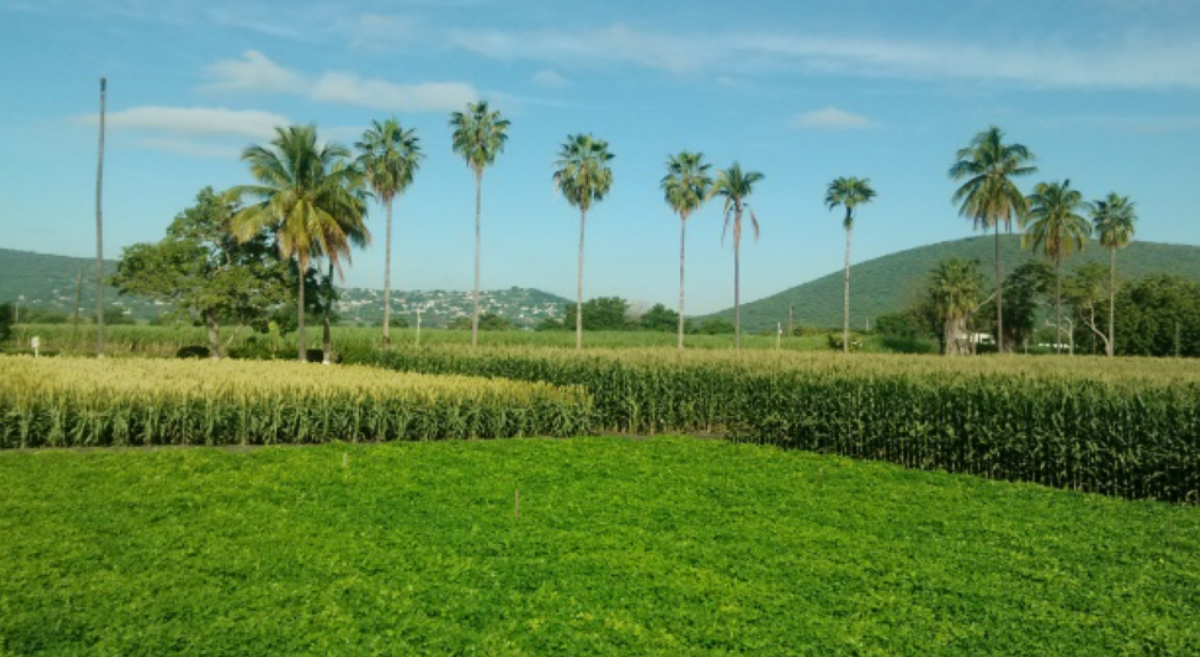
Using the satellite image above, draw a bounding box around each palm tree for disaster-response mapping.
[949,126,1037,354]
[929,258,985,356]
[825,176,876,354]
[1091,193,1137,357]
[553,134,615,350]
[661,151,713,350]
[709,163,764,352]
[356,118,422,349]
[231,125,362,361]
[450,101,510,349]
[1023,179,1092,354]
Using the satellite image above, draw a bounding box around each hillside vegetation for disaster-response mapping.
[700,235,1200,331]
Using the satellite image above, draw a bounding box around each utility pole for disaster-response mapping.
[788,303,794,337]
[95,76,107,357]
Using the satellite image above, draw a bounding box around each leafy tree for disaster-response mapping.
[709,163,764,352]
[978,261,1054,350]
[451,101,510,349]
[1065,261,1112,355]
[1023,179,1091,354]
[1112,275,1200,357]
[563,297,630,331]
[825,176,876,355]
[949,126,1037,353]
[928,259,985,356]
[112,187,290,359]
[661,151,712,350]
[231,125,364,361]
[319,162,371,364]
[0,303,11,342]
[640,303,680,332]
[357,118,422,349]
[534,317,565,332]
[553,134,615,350]
[1091,193,1137,356]
[695,318,736,335]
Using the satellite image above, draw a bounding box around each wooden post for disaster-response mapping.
[95,77,107,357]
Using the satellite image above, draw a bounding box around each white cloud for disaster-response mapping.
[201,50,305,93]
[202,50,477,112]
[79,106,289,139]
[532,69,569,88]
[790,107,877,129]
[445,25,1200,90]
[312,72,476,112]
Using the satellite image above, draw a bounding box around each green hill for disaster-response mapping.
[700,235,1200,332]
[0,248,152,320]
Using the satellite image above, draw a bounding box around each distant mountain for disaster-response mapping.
[698,235,1200,332]
[0,248,570,328]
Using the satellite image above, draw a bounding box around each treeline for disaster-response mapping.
[531,297,739,334]
[874,259,1200,357]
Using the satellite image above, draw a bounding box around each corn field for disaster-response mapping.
[361,347,1200,503]
[0,356,592,448]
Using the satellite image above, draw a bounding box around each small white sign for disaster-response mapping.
[31,336,40,357]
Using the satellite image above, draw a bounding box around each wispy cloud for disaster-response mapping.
[202,50,477,112]
[531,69,569,89]
[77,106,289,139]
[445,24,1200,90]
[790,107,877,129]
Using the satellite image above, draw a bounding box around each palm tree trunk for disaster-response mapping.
[381,198,394,349]
[678,215,687,351]
[471,168,483,349]
[576,208,586,351]
[322,261,334,365]
[95,76,107,358]
[994,221,1004,354]
[297,259,307,362]
[1108,247,1116,357]
[1055,258,1062,356]
[843,216,852,355]
[734,213,741,354]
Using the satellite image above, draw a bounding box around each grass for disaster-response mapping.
[1,437,1197,656]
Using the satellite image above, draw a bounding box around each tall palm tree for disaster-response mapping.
[356,118,422,349]
[709,163,764,352]
[1091,193,1137,357]
[1023,179,1092,355]
[825,176,876,354]
[929,258,985,357]
[553,133,615,350]
[949,126,1037,354]
[450,101,510,349]
[231,125,362,361]
[661,151,712,350]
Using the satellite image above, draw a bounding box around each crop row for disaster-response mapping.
[0,356,592,448]
[358,347,1200,502]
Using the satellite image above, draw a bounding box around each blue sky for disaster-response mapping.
[1,0,1197,314]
